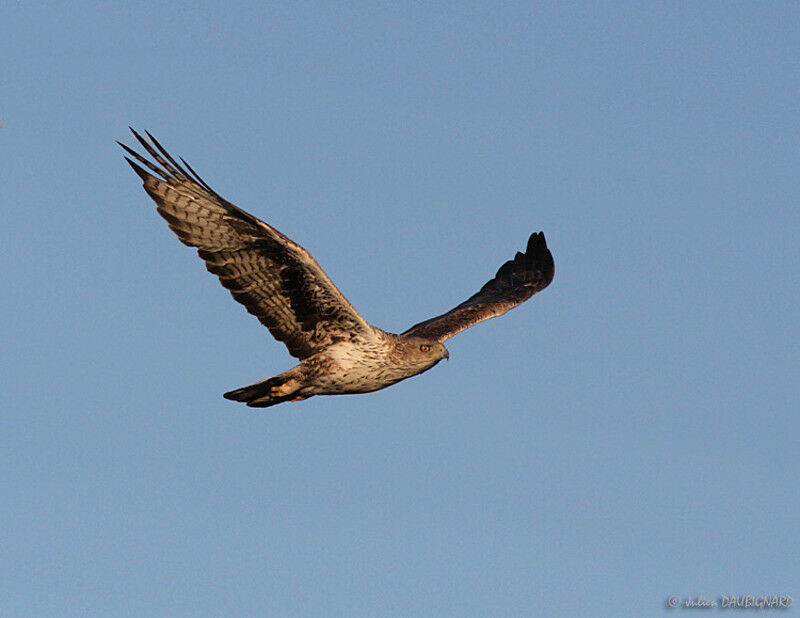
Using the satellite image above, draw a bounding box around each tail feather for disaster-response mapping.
[223,375,304,408]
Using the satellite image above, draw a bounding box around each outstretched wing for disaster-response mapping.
[120,129,373,360]
[402,232,554,342]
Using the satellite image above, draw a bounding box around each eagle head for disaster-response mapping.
[400,337,449,373]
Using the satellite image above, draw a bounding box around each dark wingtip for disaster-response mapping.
[123,156,150,181]
[526,231,547,254]
[130,127,151,151]
[118,140,142,159]
[494,260,514,282]
[533,231,555,286]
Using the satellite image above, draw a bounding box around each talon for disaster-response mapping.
[270,378,301,398]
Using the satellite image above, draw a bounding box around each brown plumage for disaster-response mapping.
[121,129,554,407]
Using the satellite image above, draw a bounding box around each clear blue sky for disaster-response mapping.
[2,3,798,616]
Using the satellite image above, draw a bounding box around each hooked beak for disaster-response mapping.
[443,348,449,361]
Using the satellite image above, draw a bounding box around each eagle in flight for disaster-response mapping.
[120,129,554,407]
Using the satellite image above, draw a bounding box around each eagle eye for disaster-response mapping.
[419,344,431,353]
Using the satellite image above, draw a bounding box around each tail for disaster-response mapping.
[223,375,308,408]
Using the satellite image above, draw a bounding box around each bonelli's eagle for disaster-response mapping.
[121,130,554,407]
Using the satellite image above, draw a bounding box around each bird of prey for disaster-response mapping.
[120,129,554,407]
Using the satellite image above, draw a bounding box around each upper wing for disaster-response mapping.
[120,129,373,360]
[402,232,554,342]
